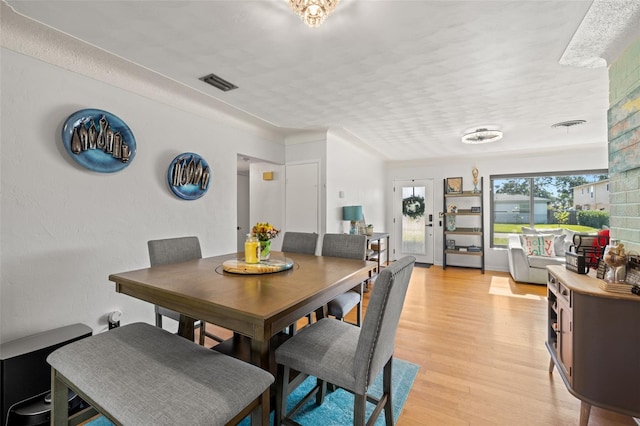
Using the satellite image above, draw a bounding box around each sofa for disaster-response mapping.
[507,228,610,284]
[507,234,566,284]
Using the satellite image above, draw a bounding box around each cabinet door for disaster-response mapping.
[557,299,573,382]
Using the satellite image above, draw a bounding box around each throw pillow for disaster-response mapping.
[563,229,578,248]
[542,228,564,235]
[522,234,555,257]
[521,227,539,235]
[553,234,567,256]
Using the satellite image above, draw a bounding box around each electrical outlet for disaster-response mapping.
[108,310,122,329]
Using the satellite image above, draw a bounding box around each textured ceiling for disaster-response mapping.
[5,0,638,162]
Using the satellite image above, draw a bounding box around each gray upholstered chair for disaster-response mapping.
[281,231,319,255]
[148,236,223,345]
[323,233,367,326]
[47,322,274,425]
[275,256,416,426]
[281,231,320,333]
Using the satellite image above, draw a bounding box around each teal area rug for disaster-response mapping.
[86,358,419,426]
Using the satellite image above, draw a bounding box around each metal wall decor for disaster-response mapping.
[167,152,211,200]
[62,109,136,172]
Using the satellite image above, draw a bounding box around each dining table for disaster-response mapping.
[108,251,376,371]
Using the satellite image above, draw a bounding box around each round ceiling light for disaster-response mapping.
[551,120,586,128]
[461,128,503,144]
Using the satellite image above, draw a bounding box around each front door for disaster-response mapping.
[393,179,435,264]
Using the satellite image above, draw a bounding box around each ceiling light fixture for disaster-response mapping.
[551,120,586,128]
[289,0,339,28]
[461,128,503,144]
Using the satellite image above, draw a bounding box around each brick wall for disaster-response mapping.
[608,37,640,253]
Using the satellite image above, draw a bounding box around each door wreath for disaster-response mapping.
[402,195,425,219]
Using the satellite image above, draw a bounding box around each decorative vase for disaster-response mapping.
[446,215,456,231]
[259,240,271,261]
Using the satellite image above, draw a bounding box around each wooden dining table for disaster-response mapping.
[108,251,376,371]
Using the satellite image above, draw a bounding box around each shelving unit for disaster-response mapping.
[365,233,390,289]
[442,177,484,273]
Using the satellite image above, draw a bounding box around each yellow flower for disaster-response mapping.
[252,222,280,241]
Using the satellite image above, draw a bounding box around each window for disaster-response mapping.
[490,171,608,247]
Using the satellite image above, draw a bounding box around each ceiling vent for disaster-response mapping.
[199,73,238,92]
[551,120,586,128]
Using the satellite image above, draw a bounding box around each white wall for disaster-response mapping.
[326,130,386,235]
[1,41,285,341]
[387,146,609,271]
[249,162,286,250]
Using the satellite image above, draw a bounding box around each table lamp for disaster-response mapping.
[342,205,363,235]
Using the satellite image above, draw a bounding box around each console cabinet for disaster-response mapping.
[546,265,640,425]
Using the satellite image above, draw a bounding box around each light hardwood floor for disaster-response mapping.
[202,266,637,425]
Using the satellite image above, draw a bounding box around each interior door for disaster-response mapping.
[393,179,434,264]
[285,162,320,235]
[236,172,250,252]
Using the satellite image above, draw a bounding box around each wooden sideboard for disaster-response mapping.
[546,265,640,425]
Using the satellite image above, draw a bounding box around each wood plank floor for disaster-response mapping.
[202,266,638,425]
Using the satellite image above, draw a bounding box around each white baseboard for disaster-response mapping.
[634,417,640,425]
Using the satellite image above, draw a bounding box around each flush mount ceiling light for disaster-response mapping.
[461,128,503,144]
[289,0,339,28]
[551,120,587,128]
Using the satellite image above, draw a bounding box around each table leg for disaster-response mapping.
[315,304,328,321]
[250,338,271,424]
[177,314,195,341]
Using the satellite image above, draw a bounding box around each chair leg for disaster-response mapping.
[51,369,69,426]
[356,281,363,326]
[198,321,206,346]
[383,358,393,425]
[354,393,366,426]
[155,311,163,328]
[316,378,327,405]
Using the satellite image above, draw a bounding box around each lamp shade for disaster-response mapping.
[342,205,363,221]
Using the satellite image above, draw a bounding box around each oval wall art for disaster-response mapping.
[167,152,211,200]
[61,109,136,173]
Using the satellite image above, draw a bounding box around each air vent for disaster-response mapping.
[199,73,238,92]
[551,120,586,128]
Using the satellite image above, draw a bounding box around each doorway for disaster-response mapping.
[393,179,435,264]
[285,161,320,236]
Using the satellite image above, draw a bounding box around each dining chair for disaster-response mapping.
[322,233,368,326]
[281,231,319,255]
[274,255,416,426]
[281,232,320,333]
[148,236,224,345]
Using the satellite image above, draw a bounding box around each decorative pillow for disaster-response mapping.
[541,228,564,235]
[521,227,539,235]
[563,228,578,245]
[553,234,566,256]
[522,234,555,257]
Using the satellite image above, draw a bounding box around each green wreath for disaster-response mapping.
[402,195,425,219]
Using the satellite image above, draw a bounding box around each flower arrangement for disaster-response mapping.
[252,222,280,242]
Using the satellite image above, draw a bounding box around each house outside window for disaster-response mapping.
[490,171,608,247]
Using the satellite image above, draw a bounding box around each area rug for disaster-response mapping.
[86,358,419,426]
